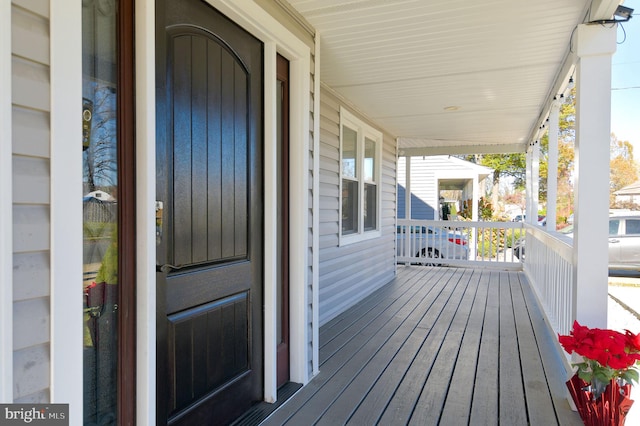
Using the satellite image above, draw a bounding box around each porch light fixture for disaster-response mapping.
[589,5,633,24]
[614,5,634,21]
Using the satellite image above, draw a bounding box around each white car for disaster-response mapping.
[397,225,469,265]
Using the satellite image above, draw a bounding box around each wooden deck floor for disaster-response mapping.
[262,266,582,425]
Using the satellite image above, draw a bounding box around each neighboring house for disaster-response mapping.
[84,190,115,202]
[614,180,640,204]
[397,156,492,221]
[1,0,620,425]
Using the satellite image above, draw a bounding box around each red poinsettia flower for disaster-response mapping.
[627,330,640,352]
[558,320,640,396]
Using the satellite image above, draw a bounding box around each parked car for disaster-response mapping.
[512,214,526,222]
[513,213,640,275]
[608,213,640,274]
[397,225,469,265]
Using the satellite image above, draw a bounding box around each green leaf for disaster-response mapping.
[577,370,592,383]
[593,369,613,384]
[622,369,640,385]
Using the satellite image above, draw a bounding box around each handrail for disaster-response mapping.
[396,219,525,270]
[522,224,575,336]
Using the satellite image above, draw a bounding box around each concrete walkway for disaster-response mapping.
[607,277,640,425]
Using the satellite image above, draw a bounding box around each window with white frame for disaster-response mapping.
[340,107,382,244]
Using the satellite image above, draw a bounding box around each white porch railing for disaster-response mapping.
[397,219,577,339]
[396,219,525,269]
[522,224,575,336]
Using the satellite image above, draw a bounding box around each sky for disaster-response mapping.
[611,0,640,155]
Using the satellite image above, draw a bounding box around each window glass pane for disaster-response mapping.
[342,179,359,234]
[83,1,118,423]
[364,137,375,182]
[609,219,620,236]
[364,183,377,231]
[625,219,640,235]
[342,126,357,179]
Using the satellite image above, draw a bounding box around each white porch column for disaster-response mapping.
[404,156,412,256]
[547,101,560,231]
[470,177,478,260]
[472,177,479,222]
[525,147,532,223]
[573,23,617,328]
[531,140,540,225]
[405,156,412,219]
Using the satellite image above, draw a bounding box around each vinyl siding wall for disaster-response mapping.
[397,155,488,220]
[318,87,397,326]
[11,0,51,403]
[397,156,437,220]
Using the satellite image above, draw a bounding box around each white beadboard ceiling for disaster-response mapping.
[286,0,614,154]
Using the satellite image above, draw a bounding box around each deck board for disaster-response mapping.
[346,268,464,425]
[262,266,582,426]
[439,269,491,425]
[469,270,500,425]
[378,269,474,425]
[409,269,479,425]
[498,271,528,425]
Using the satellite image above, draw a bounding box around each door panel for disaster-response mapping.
[156,0,263,424]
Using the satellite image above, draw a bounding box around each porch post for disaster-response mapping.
[546,100,560,231]
[405,156,411,219]
[572,23,616,328]
[525,147,532,223]
[470,176,478,260]
[404,156,411,257]
[531,140,540,225]
[471,177,479,222]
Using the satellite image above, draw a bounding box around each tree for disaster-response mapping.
[84,83,117,193]
[464,153,526,215]
[609,134,639,204]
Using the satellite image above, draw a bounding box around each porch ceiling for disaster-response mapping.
[286,0,618,155]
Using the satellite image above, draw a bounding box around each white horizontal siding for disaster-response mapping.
[13,252,50,302]
[12,156,50,205]
[13,298,49,351]
[12,57,50,111]
[12,107,50,157]
[13,344,49,402]
[11,5,49,65]
[12,0,49,19]
[13,205,49,253]
[318,87,396,325]
[11,0,51,403]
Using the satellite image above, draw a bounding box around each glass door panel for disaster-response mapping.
[82,1,118,423]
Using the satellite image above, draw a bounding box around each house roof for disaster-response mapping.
[286,0,622,155]
[615,180,640,195]
[447,156,493,179]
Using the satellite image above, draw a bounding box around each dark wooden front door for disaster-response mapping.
[156,0,263,424]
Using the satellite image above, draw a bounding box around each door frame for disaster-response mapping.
[135,0,315,420]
